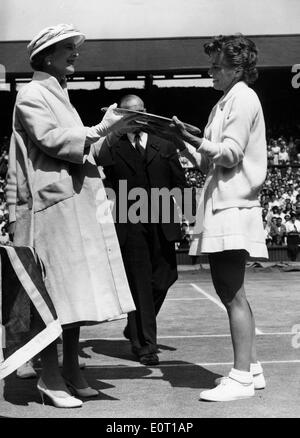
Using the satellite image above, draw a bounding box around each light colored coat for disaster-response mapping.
[6,71,135,326]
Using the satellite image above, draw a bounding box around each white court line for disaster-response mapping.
[190,283,264,335]
[190,283,226,311]
[78,359,300,369]
[80,332,294,342]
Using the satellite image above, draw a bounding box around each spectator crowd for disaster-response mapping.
[180,135,300,259]
[0,136,9,244]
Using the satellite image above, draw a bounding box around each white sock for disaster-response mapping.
[229,368,253,385]
[250,361,263,375]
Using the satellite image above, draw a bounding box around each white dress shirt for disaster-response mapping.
[285,219,300,233]
[127,132,148,150]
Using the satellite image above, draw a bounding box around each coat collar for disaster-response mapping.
[31,71,82,125]
[218,81,249,110]
[32,71,70,104]
[145,137,160,166]
[115,136,138,172]
[205,81,249,135]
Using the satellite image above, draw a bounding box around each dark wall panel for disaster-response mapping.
[1,34,300,78]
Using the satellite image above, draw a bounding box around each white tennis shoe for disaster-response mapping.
[200,377,255,402]
[215,372,266,390]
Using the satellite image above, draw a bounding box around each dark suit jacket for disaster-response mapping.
[97,133,187,246]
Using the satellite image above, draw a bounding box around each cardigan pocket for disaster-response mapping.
[34,177,74,212]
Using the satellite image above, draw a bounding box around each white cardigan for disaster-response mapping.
[182,81,267,211]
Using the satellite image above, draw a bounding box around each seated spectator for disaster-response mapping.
[285,188,296,204]
[281,186,290,200]
[271,140,280,165]
[275,217,286,245]
[268,217,277,241]
[259,193,268,206]
[283,200,295,216]
[267,144,274,166]
[285,213,300,261]
[278,145,290,165]
[275,191,285,209]
[267,205,281,224]
[264,177,272,188]
[263,219,272,247]
[269,217,286,245]
[262,201,270,213]
[269,193,280,209]
[178,221,191,250]
[293,194,300,216]
[288,183,299,198]
[262,208,269,222]
[285,212,300,233]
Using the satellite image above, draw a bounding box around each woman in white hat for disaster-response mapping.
[6,24,140,408]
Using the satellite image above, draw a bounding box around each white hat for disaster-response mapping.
[27,24,85,60]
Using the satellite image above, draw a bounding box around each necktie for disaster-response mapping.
[134,133,145,158]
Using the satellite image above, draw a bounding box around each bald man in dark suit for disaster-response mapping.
[99,95,187,365]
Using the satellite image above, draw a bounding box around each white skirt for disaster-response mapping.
[189,186,268,260]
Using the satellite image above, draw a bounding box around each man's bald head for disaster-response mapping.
[119,95,145,112]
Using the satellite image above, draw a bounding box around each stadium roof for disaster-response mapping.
[1,34,299,81]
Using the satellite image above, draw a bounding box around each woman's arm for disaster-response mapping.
[198,92,258,168]
[173,92,259,169]
[180,142,209,173]
[163,117,208,172]
[17,92,140,164]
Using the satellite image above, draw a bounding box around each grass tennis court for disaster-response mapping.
[1,263,300,418]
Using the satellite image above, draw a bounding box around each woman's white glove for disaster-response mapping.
[86,103,144,143]
[100,103,129,135]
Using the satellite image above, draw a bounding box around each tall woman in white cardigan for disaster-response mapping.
[166,35,267,402]
[6,24,141,408]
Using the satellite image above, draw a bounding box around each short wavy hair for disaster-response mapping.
[204,34,259,84]
[30,44,56,71]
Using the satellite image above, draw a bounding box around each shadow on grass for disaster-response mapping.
[2,338,222,407]
[78,339,222,390]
